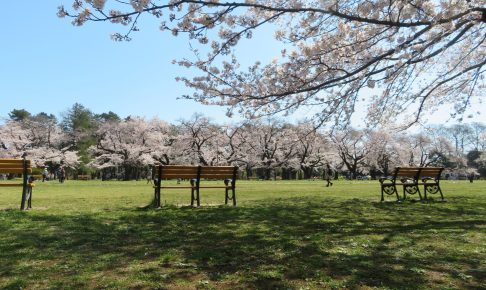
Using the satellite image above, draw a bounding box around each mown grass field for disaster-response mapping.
[0,179,485,289]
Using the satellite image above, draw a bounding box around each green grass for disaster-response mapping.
[0,179,485,289]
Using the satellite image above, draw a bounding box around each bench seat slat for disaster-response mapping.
[201,174,234,179]
[200,171,235,176]
[160,172,198,177]
[156,170,199,174]
[200,167,235,172]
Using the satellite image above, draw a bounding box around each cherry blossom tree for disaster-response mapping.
[332,129,370,179]
[240,119,297,179]
[0,119,78,168]
[0,121,30,158]
[291,123,335,179]
[60,1,485,128]
[221,122,260,178]
[398,131,454,167]
[217,123,250,167]
[88,117,173,179]
[363,130,404,177]
[174,113,222,165]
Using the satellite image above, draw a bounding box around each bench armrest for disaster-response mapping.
[224,178,234,186]
[422,177,437,183]
[379,177,394,184]
[400,177,416,184]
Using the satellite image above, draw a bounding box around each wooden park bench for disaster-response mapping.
[379,167,445,202]
[77,174,91,180]
[0,158,35,210]
[153,165,238,207]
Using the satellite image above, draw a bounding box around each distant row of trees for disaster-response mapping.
[1,104,486,180]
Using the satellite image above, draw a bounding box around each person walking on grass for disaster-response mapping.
[42,167,49,182]
[59,166,66,183]
[325,164,333,187]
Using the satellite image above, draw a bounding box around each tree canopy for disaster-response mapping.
[8,109,31,122]
[60,0,485,128]
[2,105,486,179]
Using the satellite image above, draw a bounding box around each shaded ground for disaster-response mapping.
[0,180,485,289]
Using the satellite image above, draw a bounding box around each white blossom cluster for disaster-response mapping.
[0,119,79,168]
[88,117,174,169]
[2,114,485,176]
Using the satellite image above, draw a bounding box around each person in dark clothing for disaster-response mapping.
[59,166,66,183]
[325,164,333,187]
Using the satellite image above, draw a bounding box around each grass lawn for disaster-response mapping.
[0,179,485,289]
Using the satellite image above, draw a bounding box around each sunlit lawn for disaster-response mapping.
[0,179,485,289]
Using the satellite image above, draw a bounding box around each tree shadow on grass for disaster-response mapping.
[0,197,485,289]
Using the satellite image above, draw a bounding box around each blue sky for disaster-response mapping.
[1,1,237,123]
[1,2,484,127]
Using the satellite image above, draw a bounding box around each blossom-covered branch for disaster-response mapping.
[61,0,485,128]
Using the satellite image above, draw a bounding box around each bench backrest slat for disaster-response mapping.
[200,173,234,179]
[394,167,443,179]
[0,159,32,163]
[161,173,199,179]
[155,166,199,179]
[394,167,420,178]
[419,167,443,178]
[0,159,33,175]
[0,168,33,174]
[0,161,31,167]
[154,165,237,180]
[200,166,235,179]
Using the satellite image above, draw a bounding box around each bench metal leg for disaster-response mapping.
[231,188,236,206]
[225,188,229,205]
[153,185,161,208]
[191,188,195,207]
[20,186,28,210]
[438,186,444,200]
[190,179,200,207]
[196,189,200,207]
[403,184,422,201]
[424,184,444,201]
[381,184,399,202]
[224,179,236,206]
[26,187,32,209]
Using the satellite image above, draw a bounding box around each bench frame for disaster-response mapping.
[153,165,238,207]
[379,167,444,202]
[0,158,34,210]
